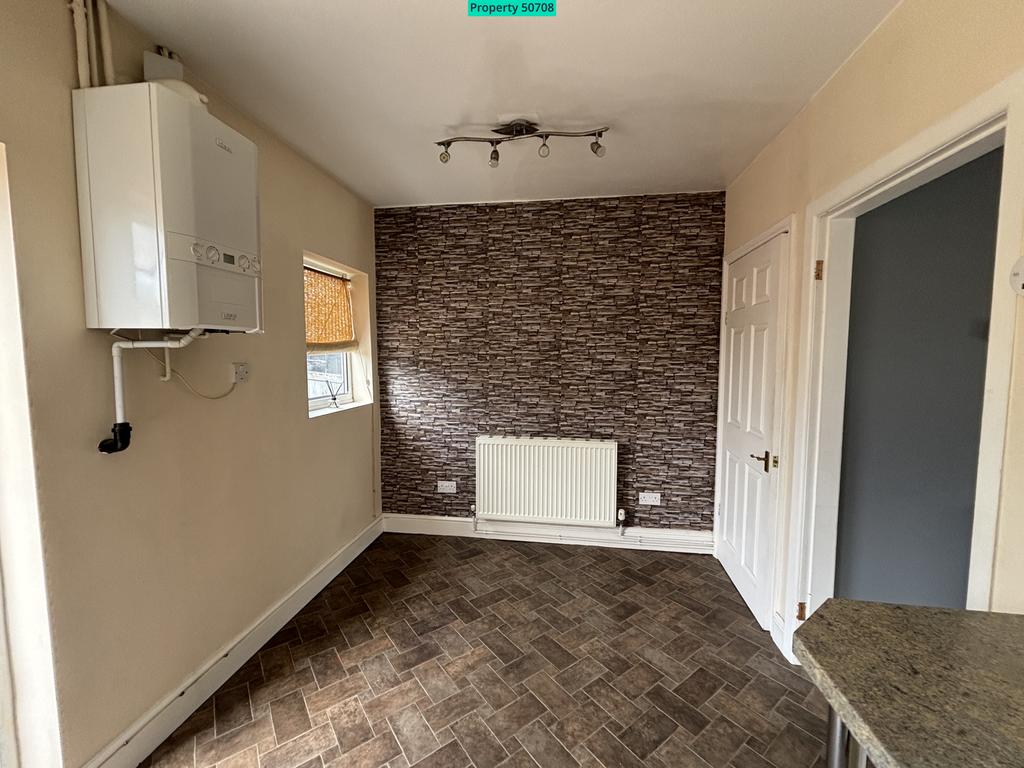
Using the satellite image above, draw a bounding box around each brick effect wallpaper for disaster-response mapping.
[374,192,724,529]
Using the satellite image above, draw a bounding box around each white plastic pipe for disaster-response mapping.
[68,0,91,89]
[109,328,204,422]
[85,0,99,87]
[96,0,115,86]
[111,344,125,422]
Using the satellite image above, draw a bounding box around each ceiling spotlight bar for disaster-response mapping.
[436,128,611,144]
[435,119,609,167]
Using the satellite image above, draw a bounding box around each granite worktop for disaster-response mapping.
[793,599,1024,768]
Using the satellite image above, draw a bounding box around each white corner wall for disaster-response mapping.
[0,2,379,766]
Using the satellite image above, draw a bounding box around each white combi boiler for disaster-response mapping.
[73,80,260,453]
[73,80,261,332]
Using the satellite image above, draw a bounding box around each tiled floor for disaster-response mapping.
[141,534,828,768]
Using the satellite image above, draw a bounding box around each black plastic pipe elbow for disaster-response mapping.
[98,421,132,454]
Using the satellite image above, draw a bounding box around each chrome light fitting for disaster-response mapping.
[436,119,609,167]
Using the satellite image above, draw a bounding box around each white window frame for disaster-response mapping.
[307,349,354,412]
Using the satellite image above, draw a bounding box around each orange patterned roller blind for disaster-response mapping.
[304,267,356,350]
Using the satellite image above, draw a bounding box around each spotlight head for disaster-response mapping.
[489,145,500,168]
[439,147,451,164]
[590,139,606,158]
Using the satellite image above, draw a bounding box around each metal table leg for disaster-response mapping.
[827,707,849,768]
[849,735,869,768]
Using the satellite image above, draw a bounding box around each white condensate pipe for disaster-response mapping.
[100,328,204,453]
[68,0,91,88]
[96,0,115,85]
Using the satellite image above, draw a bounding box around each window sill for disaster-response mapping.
[308,400,372,419]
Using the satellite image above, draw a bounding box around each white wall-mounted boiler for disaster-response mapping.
[73,81,261,332]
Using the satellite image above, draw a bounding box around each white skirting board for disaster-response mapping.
[84,516,384,768]
[382,513,714,554]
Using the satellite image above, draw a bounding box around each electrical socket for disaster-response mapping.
[232,362,250,383]
[437,480,457,494]
[639,491,661,506]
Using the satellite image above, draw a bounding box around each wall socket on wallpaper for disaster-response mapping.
[639,491,661,506]
[437,480,457,494]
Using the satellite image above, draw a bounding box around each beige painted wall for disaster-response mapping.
[1,2,379,765]
[725,0,1024,614]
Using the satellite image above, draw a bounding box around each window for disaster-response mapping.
[306,350,352,409]
[304,262,358,413]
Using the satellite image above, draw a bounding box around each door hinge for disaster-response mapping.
[814,260,824,281]
[772,455,779,469]
[796,601,807,621]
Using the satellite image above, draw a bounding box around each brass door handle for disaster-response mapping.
[749,450,770,473]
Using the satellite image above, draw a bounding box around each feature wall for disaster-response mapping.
[375,193,724,529]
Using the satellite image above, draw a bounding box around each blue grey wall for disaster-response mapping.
[835,148,1003,609]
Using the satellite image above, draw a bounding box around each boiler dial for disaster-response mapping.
[205,245,220,263]
[239,255,251,271]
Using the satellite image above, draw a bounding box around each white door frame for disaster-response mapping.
[714,216,794,630]
[0,143,64,766]
[779,69,1024,660]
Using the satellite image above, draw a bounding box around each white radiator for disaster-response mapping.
[475,436,618,527]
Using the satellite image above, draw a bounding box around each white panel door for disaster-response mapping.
[717,233,784,630]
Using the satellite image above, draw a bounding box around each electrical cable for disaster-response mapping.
[142,347,237,400]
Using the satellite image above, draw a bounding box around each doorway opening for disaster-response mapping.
[835,147,1003,609]
[778,86,1024,659]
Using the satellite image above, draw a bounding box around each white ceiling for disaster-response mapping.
[111,0,899,208]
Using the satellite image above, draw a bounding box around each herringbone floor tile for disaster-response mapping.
[139,534,828,768]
